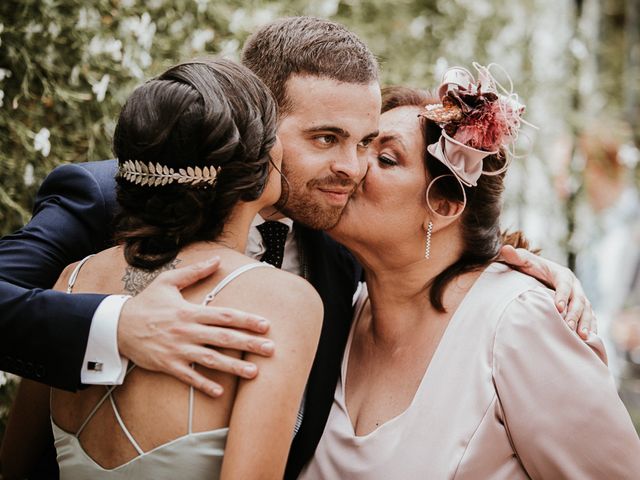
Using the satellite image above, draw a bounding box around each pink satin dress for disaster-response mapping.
[301,263,640,479]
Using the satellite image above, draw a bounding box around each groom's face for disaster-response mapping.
[274,74,381,230]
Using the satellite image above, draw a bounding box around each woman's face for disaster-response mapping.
[262,135,284,207]
[330,106,430,253]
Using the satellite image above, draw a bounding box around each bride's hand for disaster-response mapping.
[499,245,596,340]
[118,257,275,397]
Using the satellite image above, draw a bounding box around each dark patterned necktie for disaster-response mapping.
[257,221,289,269]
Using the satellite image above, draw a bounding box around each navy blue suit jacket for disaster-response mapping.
[0,160,360,478]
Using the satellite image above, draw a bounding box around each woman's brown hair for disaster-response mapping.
[381,86,530,311]
[113,58,277,270]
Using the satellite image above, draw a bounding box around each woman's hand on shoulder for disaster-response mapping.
[499,245,596,340]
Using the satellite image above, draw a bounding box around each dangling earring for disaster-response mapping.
[425,221,433,259]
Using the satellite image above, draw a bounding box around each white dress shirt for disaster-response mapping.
[81,214,299,385]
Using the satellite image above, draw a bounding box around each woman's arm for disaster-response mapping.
[220,269,323,480]
[493,287,640,479]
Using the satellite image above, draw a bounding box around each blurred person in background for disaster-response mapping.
[575,122,640,384]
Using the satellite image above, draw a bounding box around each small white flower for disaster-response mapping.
[619,144,640,169]
[121,13,156,51]
[34,128,51,157]
[147,0,165,9]
[409,16,428,39]
[434,57,449,80]
[229,9,247,33]
[191,29,214,51]
[308,0,340,18]
[25,22,43,40]
[77,7,100,30]
[88,36,123,61]
[121,0,135,7]
[218,39,240,59]
[139,51,152,69]
[91,74,110,102]
[48,22,61,38]
[0,68,12,81]
[24,163,35,187]
[194,0,209,14]
[252,8,276,26]
[122,49,144,79]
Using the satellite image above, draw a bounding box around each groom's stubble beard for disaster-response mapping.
[275,157,358,231]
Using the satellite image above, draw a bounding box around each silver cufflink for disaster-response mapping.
[87,361,103,372]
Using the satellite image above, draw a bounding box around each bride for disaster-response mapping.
[2,58,321,479]
[302,66,640,479]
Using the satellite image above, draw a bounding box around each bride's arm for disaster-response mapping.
[220,269,323,480]
[493,287,640,479]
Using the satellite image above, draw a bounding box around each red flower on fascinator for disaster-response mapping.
[428,66,525,153]
[420,63,531,218]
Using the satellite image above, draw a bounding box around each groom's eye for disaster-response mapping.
[358,138,373,149]
[314,134,338,146]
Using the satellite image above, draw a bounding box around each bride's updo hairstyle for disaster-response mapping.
[381,86,530,311]
[113,58,277,270]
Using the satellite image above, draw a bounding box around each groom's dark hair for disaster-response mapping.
[241,16,379,114]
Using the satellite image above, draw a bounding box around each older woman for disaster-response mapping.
[302,67,640,479]
[1,58,322,479]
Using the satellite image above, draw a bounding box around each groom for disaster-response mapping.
[0,16,591,479]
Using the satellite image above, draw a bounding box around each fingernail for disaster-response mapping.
[558,301,566,312]
[568,320,576,329]
[207,256,220,265]
[258,319,269,331]
[243,365,257,377]
[261,341,275,354]
[212,386,223,396]
[581,327,589,335]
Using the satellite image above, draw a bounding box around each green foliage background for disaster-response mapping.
[0,0,638,442]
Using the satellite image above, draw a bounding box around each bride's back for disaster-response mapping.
[50,245,269,470]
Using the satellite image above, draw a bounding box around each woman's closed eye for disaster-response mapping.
[378,154,398,167]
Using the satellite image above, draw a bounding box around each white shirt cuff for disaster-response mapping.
[80,295,131,385]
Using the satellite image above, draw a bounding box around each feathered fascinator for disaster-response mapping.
[421,63,533,217]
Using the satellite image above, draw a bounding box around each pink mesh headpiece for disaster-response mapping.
[421,63,531,217]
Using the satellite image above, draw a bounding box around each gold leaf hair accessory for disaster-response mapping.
[119,160,221,187]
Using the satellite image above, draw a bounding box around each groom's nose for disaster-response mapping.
[330,147,365,181]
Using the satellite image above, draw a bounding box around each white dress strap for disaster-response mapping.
[66,254,95,293]
[186,262,273,433]
[202,262,273,305]
[74,363,137,438]
[109,394,145,455]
